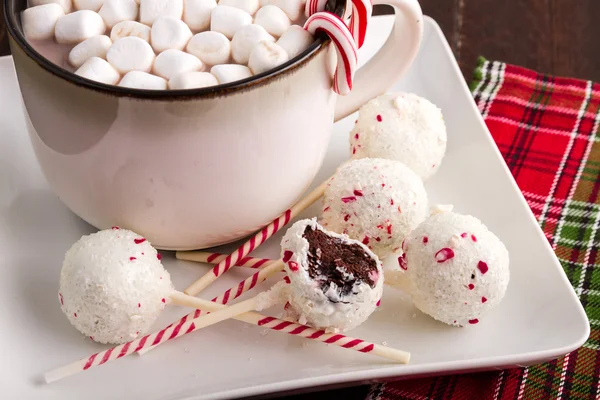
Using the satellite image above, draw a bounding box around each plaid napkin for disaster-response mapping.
[364,57,599,400]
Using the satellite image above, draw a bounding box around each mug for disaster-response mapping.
[4,0,423,250]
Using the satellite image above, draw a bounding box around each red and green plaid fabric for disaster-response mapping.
[365,57,600,400]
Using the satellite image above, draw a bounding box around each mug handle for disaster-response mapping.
[334,0,424,121]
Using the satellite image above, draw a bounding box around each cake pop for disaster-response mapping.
[320,158,428,259]
[397,211,510,326]
[350,93,447,181]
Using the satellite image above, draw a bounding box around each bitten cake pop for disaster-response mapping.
[397,211,510,326]
[59,228,172,344]
[350,93,447,181]
[320,158,428,259]
[281,218,383,332]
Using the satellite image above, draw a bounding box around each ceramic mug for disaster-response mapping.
[4,0,423,250]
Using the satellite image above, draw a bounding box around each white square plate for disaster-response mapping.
[0,16,589,400]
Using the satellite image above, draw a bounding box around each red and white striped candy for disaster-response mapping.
[204,252,272,269]
[304,12,358,95]
[212,262,284,304]
[305,0,372,48]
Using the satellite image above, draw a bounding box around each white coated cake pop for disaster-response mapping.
[320,158,428,259]
[350,93,447,181]
[59,227,173,344]
[281,219,383,332]
[400,212,509,326]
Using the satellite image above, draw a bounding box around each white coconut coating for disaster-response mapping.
[320,158,428,260]
[59,228,173,344]
[281,218,383,332]
[350,93,447,181]
[402,212,509,326]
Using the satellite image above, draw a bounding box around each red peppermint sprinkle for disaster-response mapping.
[130,256,136,261]
[156,253,162,261]
[468,283,475,290]
[461,232,467,238]
[478,261,489,274]
[376,299,381,307]
[355,133,359,139]
[468,319,479,324]
[398,254,407,270]
[161,298,166,303]
[343,228,349,235]
[288,261,299,272]
[283,250,293,263]
[381,183,385,188]
[435,248,455,263]
[344,214,351,221]
[323,206,330,212]
[390,198,394,205]
[401,239,406,252]
[387,225,392,235]
[283,276,291,284]
[376,114,382,122]
[341,196,357,203]
[134,238,146,244]
[375,237,381,242]
[59,293,64,305]
[482,297,488,303]
[284,302,291,310]
[377,224,384,229]
[362,236,370,245]
[422,236,428,244]
[397,206,402,213]
[112,226,120,230]
[353,189,363,196]
[73,313,77,318]
[90,336,94,340]
[138,303,141,308]
[471,234,478,242]
[352,147,356,154]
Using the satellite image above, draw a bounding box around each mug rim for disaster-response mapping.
[3,0,339,99]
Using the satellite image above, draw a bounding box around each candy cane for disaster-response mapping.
[304,12,358,95]
[305,0,372,48]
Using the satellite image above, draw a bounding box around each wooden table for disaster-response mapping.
[4,1,598,82]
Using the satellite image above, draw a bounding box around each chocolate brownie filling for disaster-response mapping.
[303,226,377,296]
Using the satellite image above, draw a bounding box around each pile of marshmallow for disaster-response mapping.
[22,0,314,90]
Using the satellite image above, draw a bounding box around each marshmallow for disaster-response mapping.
[182,0,216,32]
[107,36,155,74]
[22,4,65,41]
[255,5,290,37]
[68,34,112,67]
[218,0,259,15]
[150,16,192,53]
[210,5,252,40]
[119,70,168,89]
[110,20,151,42]
[55,10,106,44]
[259,0,304,21]
[28,0,72,13]
[231,24,274,65]
[186,31,231,65]
[276,25,313,59]
[248,41,288,75]
[153,49,203,80]
[169,71,218,89]
[75,57,120,85]
[73,0,104,11]
[210,64,252,84]
[98,0,138,29]
[139,0,183,25]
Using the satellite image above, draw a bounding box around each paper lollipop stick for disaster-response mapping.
[45,291,410,383]
[183,179,329,296]
[176,251,273,269]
